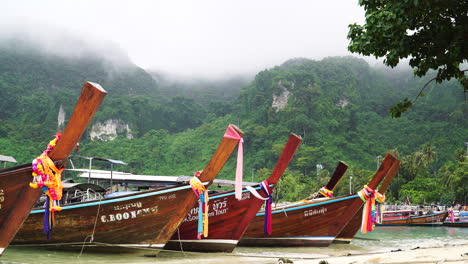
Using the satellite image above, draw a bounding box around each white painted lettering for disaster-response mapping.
[116,213,122,221]
[304,207,327,217]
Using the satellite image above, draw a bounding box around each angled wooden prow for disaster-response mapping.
[266,133,302,185]
[0,81,106,256]
[319,161,348,197]
[378,159,400,194]
[199,125,244,183]
[367,153,397,190]
[49,82,107,161]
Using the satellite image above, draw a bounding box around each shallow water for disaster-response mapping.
[2,226,467,264]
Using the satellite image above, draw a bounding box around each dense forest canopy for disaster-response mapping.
[348,0,468,117]
[0,40,466,205]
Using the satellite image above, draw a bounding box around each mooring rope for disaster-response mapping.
[176,227,187,257]
[78,197,102,258]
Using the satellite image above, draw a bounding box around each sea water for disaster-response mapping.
[1,226,467,264]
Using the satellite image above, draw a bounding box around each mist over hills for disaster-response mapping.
[0,37,466,203]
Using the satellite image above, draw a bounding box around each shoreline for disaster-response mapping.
[233,243,468,264]
[2,241,467,264]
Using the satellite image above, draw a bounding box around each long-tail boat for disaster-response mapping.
[164,133,302,252]
[443,211,468,227]
[334,159,400,243]
[377,210,448,226]
[0,82,107,256]
[12,125,243,255]
[238,153,398,247]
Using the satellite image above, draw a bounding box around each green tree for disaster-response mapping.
[348,0,468,117]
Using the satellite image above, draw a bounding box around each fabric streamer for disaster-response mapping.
[374,191,385,224]
[190,171,209,239]
[319,186,333,198]
[246,181,273,234]
[358,185,384,233]
[30,133,64,239]
[223,125,244,200]
[448,208,455,223]
[260,180,273,235]
[44,196,51,240]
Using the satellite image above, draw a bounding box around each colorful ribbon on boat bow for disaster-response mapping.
[223,125,244,200]
[358,185,385,233]
[319,186,333,198]
[190,171,209,239]
[30,133,64,239]
[246,180,273,235]
[261,180,273,235]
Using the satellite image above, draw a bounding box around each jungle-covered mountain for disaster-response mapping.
[0,40,466,204]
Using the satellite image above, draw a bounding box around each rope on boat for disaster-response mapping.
[176,227,187,257]
[78,197,102,258]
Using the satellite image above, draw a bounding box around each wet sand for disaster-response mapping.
[152,243,468,264]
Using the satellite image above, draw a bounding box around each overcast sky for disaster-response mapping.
[1,0,366,78]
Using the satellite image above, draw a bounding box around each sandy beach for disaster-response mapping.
[296,243,468,264]
[229,243,468,264]
[3,226,467,264]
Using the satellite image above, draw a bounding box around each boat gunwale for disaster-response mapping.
[30,181,210,214]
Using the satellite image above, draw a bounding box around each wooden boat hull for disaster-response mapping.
[13,186,196,251]
[0,165,42,255]
[443,221,468,228]
[239,153,397,247]
[334,159,401,244]
[378,211,448,226]
[0,82,107,256]
[165,134,302,253]
[238,195,364,247]
[165,188,264,252]
[333,207,363,244]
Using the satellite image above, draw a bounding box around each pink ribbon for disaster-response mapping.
[223,125,243,200]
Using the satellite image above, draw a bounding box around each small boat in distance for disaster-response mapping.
[0,82,107,257]
[378,210,448,226]
[13,125,243,256]
[443,211,468,228]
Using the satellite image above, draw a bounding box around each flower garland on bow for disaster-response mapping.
[30,133,64,239]
[190,170,209,239]
[319,186,333,198]
[358,185,385,233]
